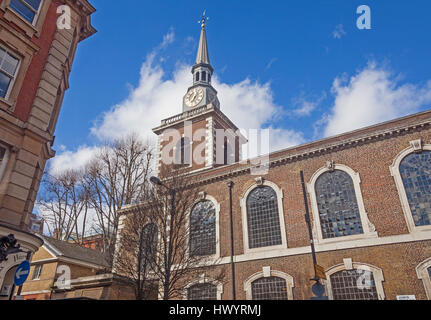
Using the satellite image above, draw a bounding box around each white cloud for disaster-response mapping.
[332,24,346,39]
[49,146,101,175]
[292,93,326,117]
[161,28,175,48]
[265,58,278,71]
[322,62,431,137]
[51,30,303,174]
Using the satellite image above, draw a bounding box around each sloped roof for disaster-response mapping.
[42,237,110,269]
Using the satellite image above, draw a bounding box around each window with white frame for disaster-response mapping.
[308,163,377,243]
[416,257,431,299]
[315,170,364,239]
[251,276,288,300]
[189,200,216,257]
[9,0,43,25]
[330,269,378,300]
[0,47,20,99]
[187,283,217,300]
[246,186,282,249]
[399,151,431,227]
[325,261,385,300]
[32,264,43,280]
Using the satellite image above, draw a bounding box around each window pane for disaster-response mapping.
[187,283,217,300]
[400,151,431,226]
[140,223,158,271]
[330,269,378,300]
[247,186,282,249]
[0,72,12,98]
[1,52,19,76]
[251,277,288,300]
[190,201,216,256]
[24,0,41,10]
[32,265,43,280]
[315,170,364,239]
[10,0,36,23]
[428,267,431,279]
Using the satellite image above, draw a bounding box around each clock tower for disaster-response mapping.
[183,13,220,112]
[154,13,245,175]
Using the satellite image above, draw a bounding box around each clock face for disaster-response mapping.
[184,87,204,107]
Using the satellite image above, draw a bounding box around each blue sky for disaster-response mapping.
[50,0,431,172]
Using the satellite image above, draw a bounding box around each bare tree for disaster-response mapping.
[85,134,154,265]
[112,205,159,300]
[115,166,226,300]
[37,170,90,243]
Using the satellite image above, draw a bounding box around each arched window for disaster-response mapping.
[330,269,378,300]
[201,71,206,82]
[187,283,217,300]
[190,200,216,256]
[416,257,431,299]
[315,170,363,239]
[140,223,158,271]
[251,276,288,300]
[246,186,282,249]
[399,151,431,227]
[195,72,200,82]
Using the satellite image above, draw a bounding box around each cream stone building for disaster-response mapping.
[0,0,95,299]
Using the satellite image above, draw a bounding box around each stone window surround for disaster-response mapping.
[182,274,223,300]
[390,141,431,234]
[185,193,221,261]
[0,44,21,101]
[416,257,431,300]
[0,21,39,112]
[0,0,51,38]
[243,267,294,300]
[0,142,10,182]
[240,179,288,255]
[324,260,386,300]
[307,163,378,245]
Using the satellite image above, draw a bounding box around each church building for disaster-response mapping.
[118,17,431,300]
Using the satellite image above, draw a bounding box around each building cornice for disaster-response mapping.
[153,104,239,134]
[185,109,431,187]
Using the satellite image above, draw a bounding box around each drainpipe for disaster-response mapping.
[227,181,236,300]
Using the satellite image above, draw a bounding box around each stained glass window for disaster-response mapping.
[251,277,288,300]
[399,151,431,226]
[315,170,364,239]
[140,223,158,271]
[246,186,282,249]
[187,283,217,300]
[330,269,378,300]
[190,201,216,256]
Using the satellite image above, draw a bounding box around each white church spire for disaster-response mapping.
[183,11,220,112]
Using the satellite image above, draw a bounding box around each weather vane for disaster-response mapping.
[198,10,209,29]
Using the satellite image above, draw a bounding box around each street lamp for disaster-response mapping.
[150,176,176,300]
[300,171,328,300]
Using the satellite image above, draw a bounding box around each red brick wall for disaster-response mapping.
[170,123,431,299]
[13,1,59,121]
